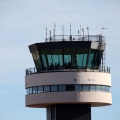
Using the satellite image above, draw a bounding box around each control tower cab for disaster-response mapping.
[25,27,112,120]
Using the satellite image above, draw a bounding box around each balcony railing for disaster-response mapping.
[26,66,110,75]
[45,35,105,42]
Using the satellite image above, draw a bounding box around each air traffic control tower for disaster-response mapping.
[25,26,112,120]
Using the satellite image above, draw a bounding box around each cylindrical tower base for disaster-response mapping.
[47,104,91,120]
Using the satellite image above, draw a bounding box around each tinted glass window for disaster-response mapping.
[27,88,29,94]
[58,85,66,92]
[41,55,47,67]
[33,87,38,94]
[38,86,43,93]
[83,54,88,67]
[47,55,52,66]
[88,53,94,69]
[96,85,101,91]
[83,85,89,91]
[90,85,96,91]
[75,85,82,91]
[29,88,33,94]
[77,54,83,68]
[106,86,110,92]
[102,86,106,91]
[51,85,58,92]
[66,85,75,91]
[44,86,50,92]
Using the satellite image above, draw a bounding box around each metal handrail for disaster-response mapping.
[26,66,110,75]
[45,35,105,42]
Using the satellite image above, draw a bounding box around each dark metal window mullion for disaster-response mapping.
[82,50,84,68]
[86,49,90,69]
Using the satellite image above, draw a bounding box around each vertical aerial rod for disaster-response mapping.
[82,28,84,41]
[54,23,56,41]
[87,27,89,41]
[49,30,52,42]
[45,27,47,42]
[70,23,71,35]
[78,30,80,40]
[62,25,64,41]
[80,25,81,40]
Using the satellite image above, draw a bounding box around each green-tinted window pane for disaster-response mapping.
[88,53,94,69]
[83,54,88,67]
[64,55,71,65]
[52,55,59,65]
[77,54,83,68]
[47,55,52,66]
[42,55,47,67]
[58,55,63,66]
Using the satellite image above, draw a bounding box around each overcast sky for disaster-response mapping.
[0,0,120,120]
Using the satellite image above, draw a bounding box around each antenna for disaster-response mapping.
[87,27,89,41]
[101,27,106,35]
[54,23,56,41]
[49,30,52,42]
[62,25,64,41]
[45,27,47,42]
[70,23,71,35]
[82,28,84,41]
[80,25,81,41]
[78,30,79,40]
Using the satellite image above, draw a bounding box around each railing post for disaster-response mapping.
[107,66,108,73]
[104,66,105,72]
[34,67,35,73]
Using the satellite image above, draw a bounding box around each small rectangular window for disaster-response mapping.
[90,85,96,91]
[29,88,33,94]
[75,85,82,91]
[44,86,50,92]
[96,85,101,91]
[27,88,29,94]
[33,87,38,94]
[38,86,43,93]
[51,85,58,92]
[83,85,89,91]
[101,86,106,91]
[106,86,110,92]
[66,85,75,91]
[58,85,66,92]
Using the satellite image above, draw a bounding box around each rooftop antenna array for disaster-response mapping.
[62,25,64,41]
[49,30,51,42]
[87,27,89,41]
[80,25,81,40]
[82,28,84,41]
[70,23,72,41]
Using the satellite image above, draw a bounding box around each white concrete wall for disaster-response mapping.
[25,72,111,88]
[26,91,112,108]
